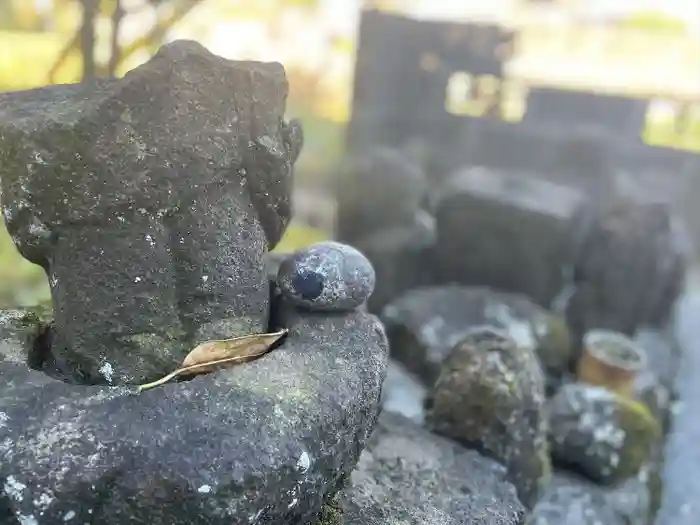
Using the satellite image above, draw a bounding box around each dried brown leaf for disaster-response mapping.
[137,329,288,392]
[181,329,288,368]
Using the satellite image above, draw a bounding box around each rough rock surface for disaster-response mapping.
[548,383,661,485]
[381,285,573,389]
[340,412,526,525]
[426,327,550,509]
[277,241,376,312]
[529,470,651,525]
[0,40,303,385]
[0,306,388,525]
[430,167,588,307]
[335,147,427,244]
[566,197,688,337]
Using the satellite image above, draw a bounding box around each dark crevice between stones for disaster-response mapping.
[26,322,94,386]
[268,279,284,333]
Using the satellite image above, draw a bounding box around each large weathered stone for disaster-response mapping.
[529,470,651,525]
[0,306,388,525]
[426,327,550,509]
[430,167,588,307]
[566,197,688,337]
[340,412,526,525]
[381,285,573,390]
[0,40,303,385]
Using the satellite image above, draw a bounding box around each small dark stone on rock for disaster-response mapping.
[293,270,325,300]
[277,241,376,312]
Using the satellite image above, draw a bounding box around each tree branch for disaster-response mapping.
[116,0,203,68]
[80,0,99,81]
[48,31,80,84]
[107,0,125,77]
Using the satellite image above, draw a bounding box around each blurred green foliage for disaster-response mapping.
[644,113,700,153]
[621,12,690,36]
[0,225,50,308]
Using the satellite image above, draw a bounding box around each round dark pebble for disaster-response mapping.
[277,241,376,312]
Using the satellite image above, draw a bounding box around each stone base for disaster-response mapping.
[0,307,388,524]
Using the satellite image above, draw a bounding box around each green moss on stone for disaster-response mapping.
[536,313,573,374]
[616,398,662,481]
[315,494,344,525]
[19,302,53,330]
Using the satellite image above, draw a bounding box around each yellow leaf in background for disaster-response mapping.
[137,329,288,392]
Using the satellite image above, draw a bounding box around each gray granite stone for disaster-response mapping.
[529,470,651,525]
[430,167,587,307]
[277,241,375,312]
[0,306,388,525]
[341,412,526,525]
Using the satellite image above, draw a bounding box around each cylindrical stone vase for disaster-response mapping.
[577,329,646,397]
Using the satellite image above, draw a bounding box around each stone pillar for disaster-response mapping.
[0,40,302,385]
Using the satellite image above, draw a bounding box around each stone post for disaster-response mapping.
[0,40,302,385]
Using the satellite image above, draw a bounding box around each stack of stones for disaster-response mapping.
[0,41,396,525]
[335,146,689,524]
[0,39,692,525]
